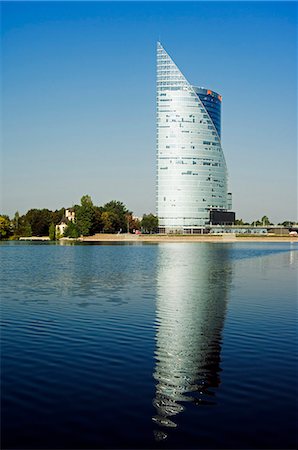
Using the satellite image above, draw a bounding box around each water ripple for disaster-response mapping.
[1,242,297,449]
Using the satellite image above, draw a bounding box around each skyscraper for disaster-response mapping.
[156,43,233,233]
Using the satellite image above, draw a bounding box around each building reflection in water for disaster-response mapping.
[153,244,232,440]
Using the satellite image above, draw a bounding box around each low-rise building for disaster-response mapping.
[56,208,75,237]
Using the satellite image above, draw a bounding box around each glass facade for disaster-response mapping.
[194,87,222,138]
[156,42,230,231]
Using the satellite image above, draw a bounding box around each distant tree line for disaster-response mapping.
[234,216,296,227]
[0,195,159,239]
[0,209,64,239]
[1,203,296,240]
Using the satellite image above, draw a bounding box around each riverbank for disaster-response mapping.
[75,234,298,243]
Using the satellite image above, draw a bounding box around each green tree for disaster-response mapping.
[261,215,272,226]
[11,211,32,238]
[278,221,295,227]
[20,221,32,237]
[64,221,80,238]
[101,211,119,233]
[103,200,130,231]
[52,208,65,225]
[49,223,56,240]
[90,206,104,234]
[251,216,273,227]
[76,195,95,236]
[141,214,159,233]
[235,219,249,226]
[12,211,20,235]
[0,215,11,239]
[24,209,53,236]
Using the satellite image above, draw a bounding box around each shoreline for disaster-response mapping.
[75,234,298,243]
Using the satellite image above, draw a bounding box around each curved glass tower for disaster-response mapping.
[156,42,231,232]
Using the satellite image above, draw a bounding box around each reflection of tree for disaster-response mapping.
[153,244,232,440]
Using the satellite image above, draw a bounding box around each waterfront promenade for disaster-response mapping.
[76,234,297,243]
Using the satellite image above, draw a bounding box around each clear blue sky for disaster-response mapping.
[1,1,297,223]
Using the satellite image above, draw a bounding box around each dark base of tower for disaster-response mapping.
[158,227,210,235]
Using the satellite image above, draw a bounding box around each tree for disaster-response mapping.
[261,216,272,226]
[123,213,141,233]
[235,219,249,226]
[52,208,64,226]
[0,215,11,239]
[49,223,56,241]
[13,211,20,235]
[251,216,273,227]
[24,209,53,236]
[129,216,141,233]
[11,211,32,238]
[19,220,32,237]
[64,221,80,238]
[103,200,130,231]
[101,211,119,233]
[251,220,262,226]
[141,214,159,233]
[104,200,129,216]
[90,206,104,234]
[76,195,95,236]
[278,221,295,227]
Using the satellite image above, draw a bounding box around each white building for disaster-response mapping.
[156,43,232,233]
[55,208,75,236]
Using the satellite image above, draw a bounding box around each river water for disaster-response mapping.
[1,241,297,449]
